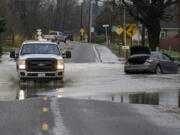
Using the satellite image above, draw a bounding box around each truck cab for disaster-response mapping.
[10,40,71,80]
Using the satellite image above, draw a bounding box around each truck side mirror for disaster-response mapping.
[10,51,16,58]
[66,51,71,58]
[62,51,71,58]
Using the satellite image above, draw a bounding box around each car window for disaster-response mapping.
[160,54,171,61]
[151,53,160,59]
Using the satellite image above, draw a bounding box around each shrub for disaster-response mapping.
[14,34,25,47]
[0,45,2,55]
[91,35,106,44]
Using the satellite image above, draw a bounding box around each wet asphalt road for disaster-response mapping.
[0,41,180,135]
[1,98,180,135]
[67,42,98,63]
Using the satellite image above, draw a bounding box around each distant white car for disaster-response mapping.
[10,40,71,80]
[44,31,66,44]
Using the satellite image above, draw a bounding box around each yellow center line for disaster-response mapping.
[42,107,49,112]
[42,123,49,131]
[41,97,49,131]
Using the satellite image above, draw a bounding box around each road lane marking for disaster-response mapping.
[42,107,49,112]
[93,45,101,63]
[51,98,69,135]
[43,97,48,101]
[42,123,49,131]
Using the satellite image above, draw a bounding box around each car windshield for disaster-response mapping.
[49,32,57,35]
[21,43,60,55]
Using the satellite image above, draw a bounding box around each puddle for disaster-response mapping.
[80,91,180,108]
[16,81,180,108]
[0,53,180,109]
[17,80,64,100]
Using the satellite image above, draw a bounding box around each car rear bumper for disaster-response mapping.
[18,70,64,79]
[124,64,154,73]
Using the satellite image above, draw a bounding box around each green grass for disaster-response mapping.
[1,45,18,52]
[160,49,180,60]
[0,46,2,56]
[101,42,180,61]
[100,42,125,57]
[0,43,20,53]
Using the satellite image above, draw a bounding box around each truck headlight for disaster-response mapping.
[18,61,26,70]
[57,61,64,70]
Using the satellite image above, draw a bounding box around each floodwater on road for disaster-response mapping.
[0,53,180,108]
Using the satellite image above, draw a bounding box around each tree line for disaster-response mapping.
[0,0,82,38]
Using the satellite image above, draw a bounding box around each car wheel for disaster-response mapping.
[155,66,162,74]
[177,66,180,74]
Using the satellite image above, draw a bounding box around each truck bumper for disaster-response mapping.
[18,70,64,79]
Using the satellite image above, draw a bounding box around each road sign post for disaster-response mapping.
[122,45,130,60]
[131,28,133,46]
[103,24,109,46]
[119,42,123,55]
[123,7,126,46]
[80,28,85,41]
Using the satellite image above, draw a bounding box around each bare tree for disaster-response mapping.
[122,0,177,51]
[0,0,81,38]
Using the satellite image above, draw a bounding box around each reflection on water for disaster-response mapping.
[17,80,64,100]
[16,80,180,108]
[82,91,180,108]
[129,93,159,105]
[18,89,26,100]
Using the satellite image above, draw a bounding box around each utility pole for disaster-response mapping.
[179,0,180,59]
[88,0,92,43]
[123,6,126,46]
[80,2,83,28]
[80,2,83,40]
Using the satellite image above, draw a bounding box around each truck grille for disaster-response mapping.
[26,58,57,72]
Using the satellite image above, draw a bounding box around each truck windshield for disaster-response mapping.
[21,43,60,55]
[49,32,57,35]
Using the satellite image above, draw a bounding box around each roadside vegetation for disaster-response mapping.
[92,0,179,60]
[91,33,180,60]
[0,34,25,53]
[122,0,177,51]
[0,0,82,54]
[0,18,6,55]
[160,49,180,60]
[94,0,178,50]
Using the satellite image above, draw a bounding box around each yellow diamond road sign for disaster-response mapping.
[126,26,137,37]
[114,26,124,35]
[80,28,85,36]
